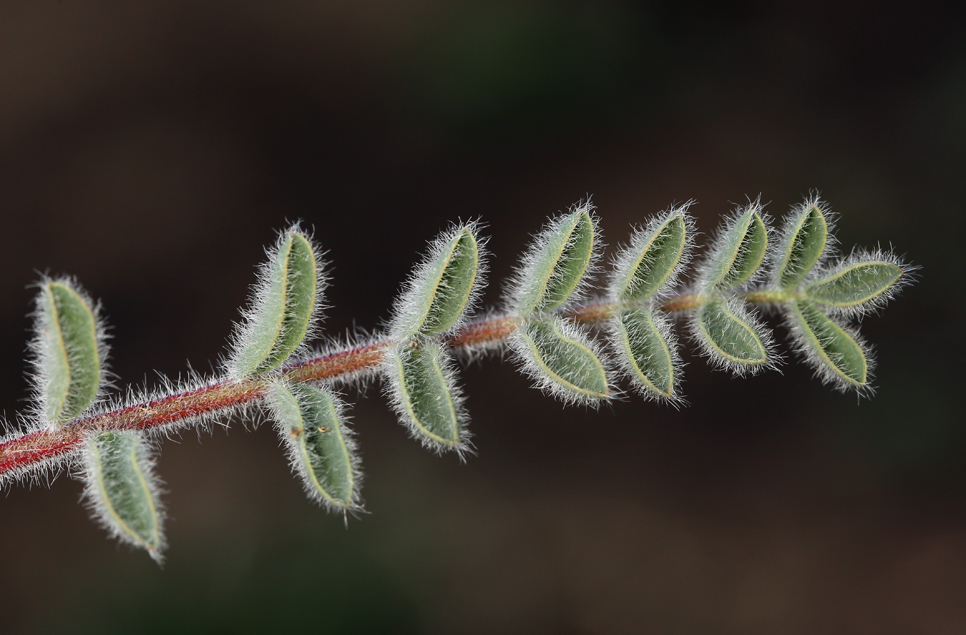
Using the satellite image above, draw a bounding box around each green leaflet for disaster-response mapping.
[703,209,768,291]
[39,281,101,425]
[805,261,902,308]
[232,231,318,376]
[517,317,609,400]
[791,300,867,385]
[396,227,479,337]
[775,204,828,290]
[696,297,769,366]
[87,431,162,558]
[267,382,357,510]
[516,209,595,315]
[613,309,675,398]
[391,341,463,448]
[613,213,687,303]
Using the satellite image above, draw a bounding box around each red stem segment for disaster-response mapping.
[0,341,390,479]
[0,293,753,480]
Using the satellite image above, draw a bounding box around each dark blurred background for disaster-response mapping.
[1,1,964,633]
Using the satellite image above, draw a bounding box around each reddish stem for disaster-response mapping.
[0,292,760,480]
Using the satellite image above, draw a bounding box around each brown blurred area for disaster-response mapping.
[1,1,964,633]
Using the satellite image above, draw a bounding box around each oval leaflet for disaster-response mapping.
[774,204,828,290]
[83,430,163,560]
[35,281,103,425]
[392,226,481,338]
[515,317,609,401]
[694,297,769,368]
[267,382,359,510]
[512,208,597,316]
[229,229,320,377]
[805,261,902,308]
[388,340,467,451]
[790,300,867,386]
[611,212,688,303]
[612,308,676,399]
[701,207,768,291]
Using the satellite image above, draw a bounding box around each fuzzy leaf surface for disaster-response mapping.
[39,282,101,424]
[613,309,675,398]
[87,431,162,558]
[791,300,867,385]
[398,227,479,337]
[391,341,463,448]
[613,213,687,303]
[696,297,769,366]
[268,382,357,510]
[516,210,595,315]
[703,210,768,291]
[233,231,317,376]
[805,261,902,308]
[775,204,828,290]
[517,317,609,400]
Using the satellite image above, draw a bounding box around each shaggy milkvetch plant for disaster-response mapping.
[0,195,914,562]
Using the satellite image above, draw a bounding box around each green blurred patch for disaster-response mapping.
[39,512,419,635]
[393,2,652,136]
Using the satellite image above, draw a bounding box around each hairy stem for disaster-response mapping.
[0,292,779,481]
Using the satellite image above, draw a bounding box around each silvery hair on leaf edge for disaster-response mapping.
[504,199,603,315]
[804,248,917,318]
[381,341,474,459]
[688,295,779,376]
[605,201,696,304]
[224,222,328,379]
[765,193,838,290]
[388,219,488,341]
[263,381,364,514]
[507,315,615,408]
[27,276,112,430]
[695,197,772,293]
[79,431,166,563]
[782,308,876,396]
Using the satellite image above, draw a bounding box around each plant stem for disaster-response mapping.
[0,292,780,481]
